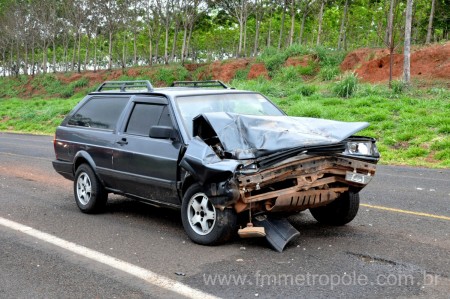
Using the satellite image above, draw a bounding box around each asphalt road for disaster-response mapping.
[0,132,449,299]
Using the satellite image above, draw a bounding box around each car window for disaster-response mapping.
[125,103,171,136]
[175,93,284,137]
[68,97,129,130]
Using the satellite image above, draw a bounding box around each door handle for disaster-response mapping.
[116,138,128,146]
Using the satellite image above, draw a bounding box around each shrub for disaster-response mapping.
[333,72,358,98]
[273,66,303,83]
[294,84,317,97]
[391,80,406,94]
[319,66,340,81]
[154,66,189,85]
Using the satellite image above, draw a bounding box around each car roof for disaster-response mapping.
[87,80,259,98]
[88,87,258,98]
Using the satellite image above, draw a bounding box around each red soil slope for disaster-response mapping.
[341,43,450,83]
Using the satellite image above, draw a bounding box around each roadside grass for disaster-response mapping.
[232,79,450,168]
[0,60,449,168]
[0,97,81,134]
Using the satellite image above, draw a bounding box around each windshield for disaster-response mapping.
[175,92,284,136]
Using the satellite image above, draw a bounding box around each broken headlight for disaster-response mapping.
[344,138,379,157]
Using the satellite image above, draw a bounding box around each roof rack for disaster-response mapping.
[95,80,154,92]
[170,80,231,89]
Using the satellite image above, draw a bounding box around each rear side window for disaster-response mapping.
[68,97,129,130]
[125,103,171,136]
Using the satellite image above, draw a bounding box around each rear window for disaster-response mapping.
[68,97,129,130]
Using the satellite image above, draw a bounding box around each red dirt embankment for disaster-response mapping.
[341,42,450,83]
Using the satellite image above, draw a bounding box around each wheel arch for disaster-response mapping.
[73,151,97,176]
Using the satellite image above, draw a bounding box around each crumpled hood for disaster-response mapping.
[193,112,369,160]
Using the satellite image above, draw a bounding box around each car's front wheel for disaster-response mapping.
[181,183,237,245]
[74,164,108,214]
[309,191,359,226]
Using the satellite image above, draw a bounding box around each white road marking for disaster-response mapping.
[0,217,219,299]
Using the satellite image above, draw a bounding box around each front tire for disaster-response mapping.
[309,191,360,226]
[181,183,237,245]
[74,164,107,214]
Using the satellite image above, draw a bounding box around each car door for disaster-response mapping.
[112,96,182,206]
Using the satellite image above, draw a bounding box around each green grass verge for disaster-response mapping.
[0,97,81,134]
[0,75,449,168]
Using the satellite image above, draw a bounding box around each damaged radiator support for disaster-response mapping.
[265,187,348,212]
[234,156,374,213]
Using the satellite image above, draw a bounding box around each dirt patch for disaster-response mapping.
[341,48,389,71]
[247,63,269,80]
[285,55,316,68]
[342,43,450,83]
[57,72,82,84]
[209,58,251,82]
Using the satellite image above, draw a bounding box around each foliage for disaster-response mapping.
[319,66,340,81]
[1,76,449,168]
[333,72,359,98]
[391,80,407,94]
[153,66,189,85]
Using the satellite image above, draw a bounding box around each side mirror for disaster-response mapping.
[149,126,174,139]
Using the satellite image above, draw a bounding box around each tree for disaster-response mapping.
[316,0,325,46]
[425,0,435,43]
[97,0,124,70]
[403,0,413,85]
[278,0,288,49]
[212,0,253,57]
[252,0,265,56]
[297,0,314,45]
[337,0,350,50]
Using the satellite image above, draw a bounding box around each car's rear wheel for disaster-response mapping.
[309,191,359,226]
[74,164,107,213]
[181,183,237,245]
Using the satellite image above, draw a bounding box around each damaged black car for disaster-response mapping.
[53,80,380,251]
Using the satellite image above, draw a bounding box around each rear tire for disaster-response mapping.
[74,164,107,214]
[309,191,359,226]
[181,183,237,245]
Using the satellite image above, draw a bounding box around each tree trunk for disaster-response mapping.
[299,10,307,44]
[338,0,349,50]
[186,22,194,61]
[42,42,48,74]
[15,40,20,77]
[316,0,325,46]
[243,18,248,57]
[171,24,179,62]
[387,0,395,87]
[93,36,97,72]
[24,43,28,76]
[253,18,261,56]
[181,25,187,64]
[31,38,35,76]
[84,36,91,71]
[133,31,137,65]
[108,30,113,70]
[403,0,413,85]
[237,18,244,58]
[425,0,435,44]
[148,26,153,66]
[155,28,161,64]
[164,22,170,64]
[267,6,273,46]
[77,32,82,73]
[278,0,287,50]
[289,0,296,46]
[52,39,57,73]
[122,33,126,69]
[71,34,77,71]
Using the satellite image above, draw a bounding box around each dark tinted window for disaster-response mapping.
[126,103,169,136]
[68,97,129,130]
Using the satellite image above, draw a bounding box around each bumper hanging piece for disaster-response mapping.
[253,215,300,252]
[238,222,266,238]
